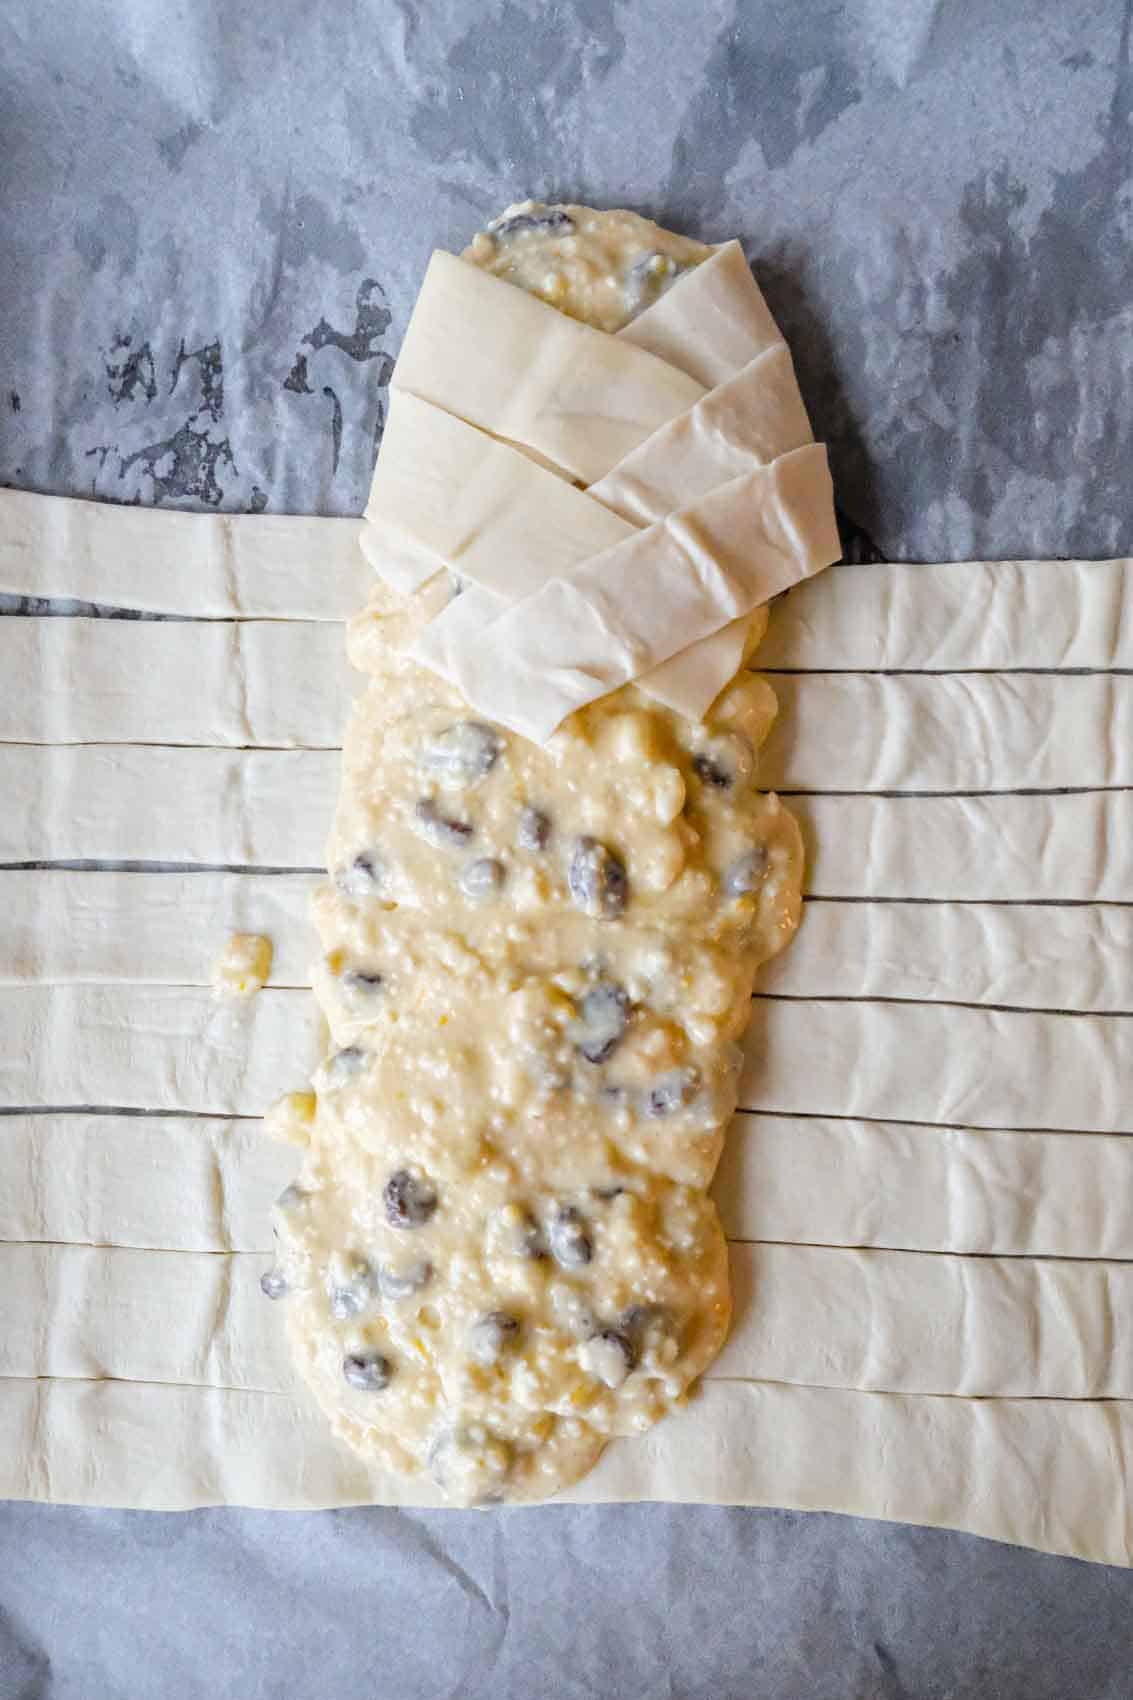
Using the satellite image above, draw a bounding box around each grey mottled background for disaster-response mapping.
[3,2,1133,1696]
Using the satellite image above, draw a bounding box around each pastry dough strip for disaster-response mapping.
[2,1376,1129,1568]
[0,870,317,984]
[10,1112,1133,1260]
[0,618,353,747]
[0,489,370,618]
[4,984,1131,1131]
[760,557,1133,671]
[7,1239,1133,1401]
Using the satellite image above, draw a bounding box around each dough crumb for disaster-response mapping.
[212,932,273,998]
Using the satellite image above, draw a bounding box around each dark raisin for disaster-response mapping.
[259,1268,288,1300]
[384,1168,439,1229]
[579,1329,635,1388]
[470,1311,521,1366]
[691,733,754,793]
[459,856,506,900]
[725,846,769,895]
[568,837,628,920]
[414,798,474,848]
[489,206,574,241]
[343,1351,393,1392]
[325,1045,369,1087]
[517,806,551,851]
[548,1206,592,1269]
[421,721,502,787]
[336,851,383,899]
[643,1067,701,1118]
[341,967,384,995]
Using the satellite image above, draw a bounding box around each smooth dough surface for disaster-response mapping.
[742,999,1133,1132]
[762,897,1133,1012]
[0,489,371,617]
[0,984,319,1113]
[0,871,316,984]
[0,618,353,747]
[2,1376,1130,1567]
[719,1114,1133,1255]
[759,556,1133,670]
[759,671,1133,792]
[0,1115,295,1251]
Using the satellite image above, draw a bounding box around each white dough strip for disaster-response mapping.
[0,745,336,865]
[760,556,1133,671]
[796,791,1133,900]
[762,898,1133,1012]
[759,672,1133,792]
[8,868,1128,1017]
[414,445,838,741]
[718,1114,1133,1257]
[10,1110,1133,1262]
[377,243,838,730]
[0,618,354,747]
[618,241,785,385]
[742,999,1133,1132]
[5,983,1131,1131]
[0,1116,296,1252]
[391,250,705,484]
[0,489,371,618]
[5,748,1128,894]
[8,1239,1133,1403]
[0,870,318,984]
[1,1376,1130,1567]
[0,985,319,1114]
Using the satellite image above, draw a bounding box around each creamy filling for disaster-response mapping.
[266,204,804,1505]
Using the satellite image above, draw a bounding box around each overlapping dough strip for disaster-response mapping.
[366,243,840,737]
[2,1377,1130,1568]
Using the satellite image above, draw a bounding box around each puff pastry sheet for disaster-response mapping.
[2,489,1132,1564]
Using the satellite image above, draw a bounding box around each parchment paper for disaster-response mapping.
[3,0,1133,1694]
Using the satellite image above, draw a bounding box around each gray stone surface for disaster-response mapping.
[2,1,1133,1694]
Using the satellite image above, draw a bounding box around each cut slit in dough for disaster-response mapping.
[8,1111,1133,1262]
[2,1375,1130,1568]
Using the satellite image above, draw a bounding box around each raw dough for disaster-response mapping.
[0,1114,295,1250]
[0,745,336,864]
[717,1114,1133,1255]
[0,984,318,1112]
[759,672,1133,792]
[759,556,1133,670]
[0,488,370,617]
[742,998,1133,1132]
[762,898,1133,1012]
[0,617,353,746]
[1,1377,1129,1567]
[0,870,316,984]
